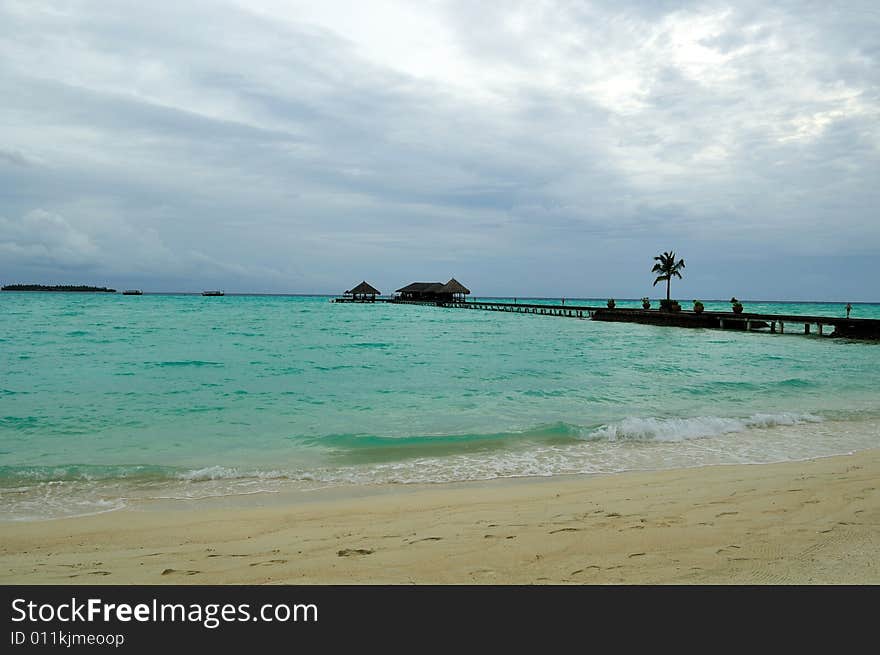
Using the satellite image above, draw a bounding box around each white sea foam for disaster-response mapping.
[0,486,126,522]
[588,412,823,442]
[177,465,241,481]
[177,466,288,482]
[6,413,877,521]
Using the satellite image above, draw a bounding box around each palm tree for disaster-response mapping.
[652,251,685,301]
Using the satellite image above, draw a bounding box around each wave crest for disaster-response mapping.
[176,466,288,482]
[588,412,823,442]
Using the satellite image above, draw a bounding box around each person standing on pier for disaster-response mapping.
[846,303,852,318]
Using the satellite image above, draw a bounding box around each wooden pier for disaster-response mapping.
[383,299,880,339]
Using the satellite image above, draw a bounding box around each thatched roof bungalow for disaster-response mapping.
[395,278,470,302]
[437,278,470,301]
[344,281,381,301]
[395,282,444,300]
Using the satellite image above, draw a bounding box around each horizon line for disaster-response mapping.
[2,290,876,304]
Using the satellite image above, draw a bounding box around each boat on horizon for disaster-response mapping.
[122,289,143,295]
[202,290,225,296]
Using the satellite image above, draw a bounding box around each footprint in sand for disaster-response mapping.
[569,566,601,575]
[249,559,288,567]
[207,553,251,558]
[161,568,201,576]
[337,549,374,557]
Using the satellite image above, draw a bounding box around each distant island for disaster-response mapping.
[1,284,117,293]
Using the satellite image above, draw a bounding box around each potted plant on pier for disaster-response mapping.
[659,299,681,312]
[693,300,704,314]
[731,297,744,314]
[607,299,616,309]
[641,297,651,309]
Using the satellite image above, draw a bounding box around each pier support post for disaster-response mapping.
[804,323,810,334]
[771,321,776,333]
[780,322,784,334]
[719,319,725,329]
[818,324,823,336]
[746,320,752,331]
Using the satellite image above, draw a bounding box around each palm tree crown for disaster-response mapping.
[652,251,685,301]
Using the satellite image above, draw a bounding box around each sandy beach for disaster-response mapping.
[2,449,877,585]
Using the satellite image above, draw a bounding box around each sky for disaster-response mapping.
[1,0,878,300]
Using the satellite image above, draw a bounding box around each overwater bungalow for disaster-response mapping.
[343,281,381,302]
[396,278,470,303]
[438,278,470,302]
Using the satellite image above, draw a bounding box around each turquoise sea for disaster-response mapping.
[2,293,879,520]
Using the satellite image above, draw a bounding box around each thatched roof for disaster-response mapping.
[346,281,381,295]
[396,279,470,295]
[395,282,444,293]
[438,278,470,295]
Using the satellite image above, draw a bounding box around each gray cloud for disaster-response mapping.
[0,0,877,299]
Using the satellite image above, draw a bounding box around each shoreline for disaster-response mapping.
[2,448,878,584]
[5,413,879,523]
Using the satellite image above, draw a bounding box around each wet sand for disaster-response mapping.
[2,449,878,584]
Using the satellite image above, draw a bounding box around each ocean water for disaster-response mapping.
[1,293,879,520]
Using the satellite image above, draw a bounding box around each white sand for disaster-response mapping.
[2,449,878,584]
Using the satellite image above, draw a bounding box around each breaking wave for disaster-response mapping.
[588,413,823,442]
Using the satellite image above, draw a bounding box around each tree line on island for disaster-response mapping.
[1,284,117,292]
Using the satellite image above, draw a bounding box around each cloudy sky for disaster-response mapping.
[1,1,878,299]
